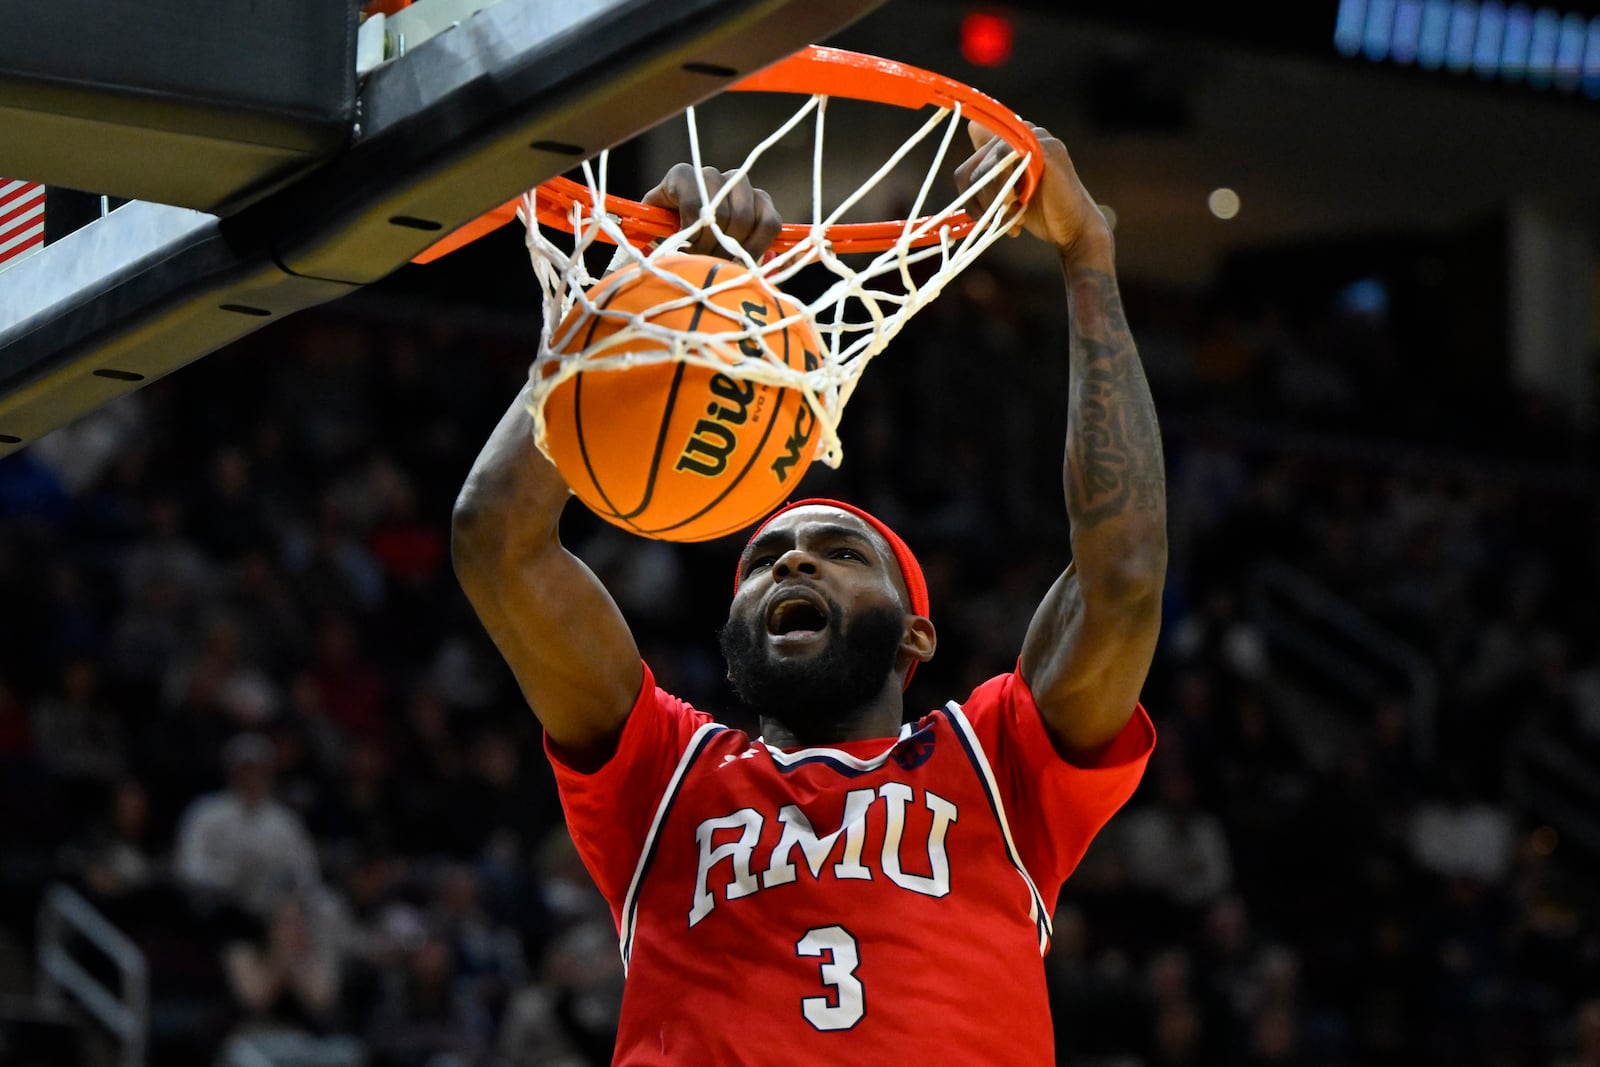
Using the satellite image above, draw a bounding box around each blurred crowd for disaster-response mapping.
[0,252,1598,1067]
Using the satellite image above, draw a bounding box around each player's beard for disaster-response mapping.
[719,598,906,738]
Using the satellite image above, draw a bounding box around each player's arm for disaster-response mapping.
[452,390,642,759]
[452,165,780,762]
[958,123,1167,756]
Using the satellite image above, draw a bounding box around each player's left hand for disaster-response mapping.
[954,121,1113,263]
[642,164,783,259]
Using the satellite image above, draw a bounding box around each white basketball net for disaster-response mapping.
[522,92,1032,471]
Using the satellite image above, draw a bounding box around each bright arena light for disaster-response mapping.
[1208,187,1241,219]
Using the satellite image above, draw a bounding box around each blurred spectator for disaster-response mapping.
[392,686,470,856]
[226,549,310,676]
[366,930,494,1067]
[304,611,389,745]
[1048,905,1152,1064]
[1216,686,1306,812]
[284,496,387,617]
[498,920,623,1067]
[222,895,342,1035]
[311,735,403,857]
[1194,897,1262,1035]
[29,393,148,496]
[39,563,105,674]
[121,494,217,612]
[1407,767,1517,885]
[1119,763,1234,910]
[573,527,686,637]
[162,613,282,728]
[1170,588,1269,699]
[325,850,413,1007]
[30,657,125,794]
[1245,948,1302,1055]
[107,575,188,703]
[267,717,327,821]
[531,827,611,936]
[425,634,503,713]
[1144,949,1212,1066]
[190,445,272,562]
[366,459,447,592]
[59,777,160,900]
[175,732,321,918]
[432,863,525,1026]
[451,728,555,861]
[217,883,364,1067]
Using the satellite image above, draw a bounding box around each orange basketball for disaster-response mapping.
[540,254,823,542]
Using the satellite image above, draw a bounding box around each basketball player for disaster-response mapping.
[453,122,1166,1064]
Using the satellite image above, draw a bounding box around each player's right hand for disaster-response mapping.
[956,121,1114,265]
[642,164,782,259]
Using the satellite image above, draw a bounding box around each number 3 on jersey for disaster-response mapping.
[796,926,864,1031]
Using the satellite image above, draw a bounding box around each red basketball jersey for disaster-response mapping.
[549,663,1154,1065]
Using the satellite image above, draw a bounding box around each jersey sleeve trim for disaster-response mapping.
[618,720,727,971]
[942,701,1054,955]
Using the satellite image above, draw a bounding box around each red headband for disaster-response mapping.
[735,498,931,686]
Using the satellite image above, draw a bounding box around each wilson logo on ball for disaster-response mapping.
[675,373,756,478]
[539,254,824,542]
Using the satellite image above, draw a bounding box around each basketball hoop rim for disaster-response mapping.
[537,45,1044,254]
[410,45,1043,263]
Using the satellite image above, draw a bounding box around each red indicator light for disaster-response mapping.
[961,11,1014,67]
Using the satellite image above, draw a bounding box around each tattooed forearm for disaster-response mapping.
[1064,268,1166,531]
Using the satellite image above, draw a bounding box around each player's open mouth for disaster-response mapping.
[765,593,830,642]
